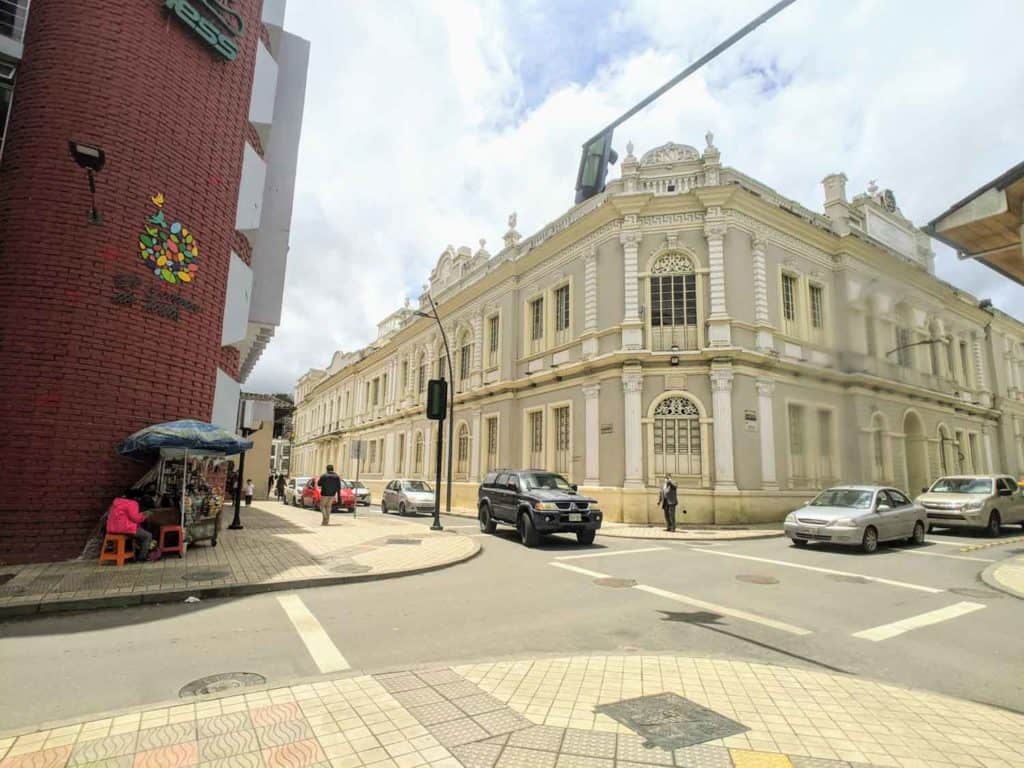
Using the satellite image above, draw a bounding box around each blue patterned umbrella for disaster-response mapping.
[117,419,252,459]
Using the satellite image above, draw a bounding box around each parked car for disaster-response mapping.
[917,475,1024,536]
[300,477,356,513]
[784,485,927,553]
[348,480,371,506]
[477,469,602,547]
[285,477,310,506]
[381,479,435,515]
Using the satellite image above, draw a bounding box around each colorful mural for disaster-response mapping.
[138,193,200,285]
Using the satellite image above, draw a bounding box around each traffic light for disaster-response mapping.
[426,379,447,420]
[574,129,618,204]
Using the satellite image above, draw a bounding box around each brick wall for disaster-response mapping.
[0,1,263,563]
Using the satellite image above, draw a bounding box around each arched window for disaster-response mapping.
[648,252,700,351]
[458,331,472,385]
[414,432,425,475]
[456,423,470,478]
[652,396,702,479]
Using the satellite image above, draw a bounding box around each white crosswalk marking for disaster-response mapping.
[549,562,609,579]
[554,547,669,561]
[853,601,986,642]
[277,594,350,673]
[902,549,995,563]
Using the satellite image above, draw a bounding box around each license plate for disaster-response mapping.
[569,513,582,522]
[802,527,819,535]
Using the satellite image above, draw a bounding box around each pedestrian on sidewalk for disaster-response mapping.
[658,473,678,532]
[275,473,286,502]
[244,479,254,507]
[317,464,342,526]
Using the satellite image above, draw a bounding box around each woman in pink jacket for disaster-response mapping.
[107,497,157,561]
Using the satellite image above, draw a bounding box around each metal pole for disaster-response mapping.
[581,0,797,148]
[428,294,455,521]
[432,418,444,531]
[229,439,247,530]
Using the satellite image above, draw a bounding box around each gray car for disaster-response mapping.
[381,479,436,515]
[784,485,928,553]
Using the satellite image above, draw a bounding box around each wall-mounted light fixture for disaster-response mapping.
[670,344,680,366]
[68,140,105,224]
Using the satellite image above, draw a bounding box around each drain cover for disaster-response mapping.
[179,672,266,698]
[386,538,422,545]
[594,577,637,588]
[736,574,779,585]
[596,692,748,749]
[828,574,869,584]
[949,587,1002,599]
[182,570,230,581]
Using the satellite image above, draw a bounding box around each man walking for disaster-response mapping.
[657,473,678,532]
[317,464,342,526]
[275,473,287,503]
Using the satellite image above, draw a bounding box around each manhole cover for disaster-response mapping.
[179,672,266,698]
[828,574,869,584]
[594,577,637,588]
[736,574,778,585]
[182,570,230,581]
[331,563,373,574]
[386,538,422,546]
[0,573,15,586]
[949,587,1002,599]
[596,692,748,749]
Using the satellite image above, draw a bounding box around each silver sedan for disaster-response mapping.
[783,485,928,553]
[381,479,436,516]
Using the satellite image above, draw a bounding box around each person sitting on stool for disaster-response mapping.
[107,496,158,561]
[658,473,678,532]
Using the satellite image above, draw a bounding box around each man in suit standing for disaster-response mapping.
[658,473,678,532]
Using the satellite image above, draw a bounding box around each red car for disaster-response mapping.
[300,477,356,513]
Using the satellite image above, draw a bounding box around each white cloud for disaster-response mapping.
[246,0,1024,393]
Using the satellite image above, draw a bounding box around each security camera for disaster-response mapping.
[68,141,105,172]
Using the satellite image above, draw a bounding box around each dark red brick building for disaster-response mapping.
[0,1,308,563]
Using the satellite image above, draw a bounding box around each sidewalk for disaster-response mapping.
[982,554,1024,599]
[0,503,479,617]
[2,654,1021,768]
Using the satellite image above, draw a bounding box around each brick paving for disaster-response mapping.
[0,503,479,615]
[3,655,1022,767]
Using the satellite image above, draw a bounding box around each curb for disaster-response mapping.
[0,537,482,619]
[959,534,1024,552]
[980,558,1024,600]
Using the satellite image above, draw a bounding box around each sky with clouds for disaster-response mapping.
[245,0,1024,394]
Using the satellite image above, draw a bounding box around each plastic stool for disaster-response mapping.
[158,525,185,557]
[99,533,134,566]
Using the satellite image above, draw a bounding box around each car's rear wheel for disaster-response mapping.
[862,526,879,554]
[479,504,496,533]
[792,539,808,548]
[986,511,1001,538]
[910,521,925,545]
[399,502,407,516]
[576,529,596,546]
[518,512,539,548]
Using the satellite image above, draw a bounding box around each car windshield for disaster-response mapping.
[930,477,992,494]
[809,489,874,509]
[522,472,572,491]
[352,482,365,489]
[403,481,432,492]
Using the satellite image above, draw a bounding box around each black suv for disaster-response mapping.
[477,469,602,547]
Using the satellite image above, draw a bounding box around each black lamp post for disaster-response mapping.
[228,427,253,530]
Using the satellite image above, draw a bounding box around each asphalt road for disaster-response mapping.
[2,507,1022,732]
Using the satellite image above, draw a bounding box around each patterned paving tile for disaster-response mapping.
[391,688,445,708]
[132,742,199,768]
[406,700,464,726]
[69,735,139,765]
[505,726,565,753]
[554,755,612,768]
[0,746,73,768]
[452,694,506,717]
[473,710,533,738]
[71,757,133,768]
[730,749,794,767]
[493,746,557,768]
[559,728,616,759]
[254,720,311,749]
[248,705,301,728]
[375,674,427,694]
[433,681,484,700]
[197,714,252,739]
[673,742,734,768]
[135,723,196,751]
[196,754,264,768]
[413,669,464,686]
[427,718,490,748]
[197,731,259,762]
[615,734,674,766]
[260,739,324,768]
[789,758,851,768]
[449,742,503,768]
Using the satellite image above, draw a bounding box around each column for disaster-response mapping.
[756,378,777,489]
[751,232,774,353]
[982,429,995,473]
[620,232,643,350]
[704,220,732,347]
[972,331,991,406]
[582,248,599,358]
[583,383,601,486]
[710,365,737,489]
[469,411,482,482]
[472,314,484,387]
[622,367,644,487]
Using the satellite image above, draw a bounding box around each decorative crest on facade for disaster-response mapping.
[640,142,700,165]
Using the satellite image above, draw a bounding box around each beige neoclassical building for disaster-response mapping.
[292,135,1024,524]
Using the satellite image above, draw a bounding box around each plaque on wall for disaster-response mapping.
[666,374,687,389]
[600,424,614,435]
[744,409,758,432]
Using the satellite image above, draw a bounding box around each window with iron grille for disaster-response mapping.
[651,397,701,479]
[528,411,544,467]
[485,416,498,472]
[896,327,912,367]
[418,356,427,393]
[487,315,499,367]
[809,284,824,329]
[459,341,471,383]
[649,253,698,351]
[414,433,424,475]
[396,433,405,473]
[456,424,469,477]
[554,285,570,333]
[782,273,797,322]
[553,406,570,474]
[530,298,544,341]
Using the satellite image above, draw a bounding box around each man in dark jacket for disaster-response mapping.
[317,464,342,526]
[657,473,678,532]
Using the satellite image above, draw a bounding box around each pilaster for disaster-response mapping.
[751,232,774,353]
[711,364,737,489]
[756,378,778,489]
[704,218,732,347]
[620,231,643,351]
[582,248,599,358]
[973,331,992,407]
[469,410,482,482]
[583,383,601,486]
[622,367,644,488]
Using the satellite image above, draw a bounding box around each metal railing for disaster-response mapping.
[0,0,31,44]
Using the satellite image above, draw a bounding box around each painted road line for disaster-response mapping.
[686,548,944,594]
[549,562,610,579]
[902,549,995,563]
[633,584,812,636]
[852,601,986,642]
[277,594,350,673]
[554,546,669,561]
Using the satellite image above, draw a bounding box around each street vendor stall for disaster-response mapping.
[117,420,252,550]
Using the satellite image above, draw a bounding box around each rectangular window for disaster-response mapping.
[381,373,388,403]
[782,274,797,322]
[529,297,544,353]
[946,339,956,381]
[485,416,498,472]
[959,341,972,387]
[929,339,940,377]
[809,284,824,330]
[437,353,446,381]
[396,434,405,474]
[459,343,471,383]
[788,404,807,484]
[487,314,500,368]
[401,360,409,391]
[372,377,380,406]
[528,411,544,468]
[418,360,427,393]
[817,409,834,482]
[554,284,570,344]
[649,274,698,351]
[896,328,912,367]
[553,406,570,474]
